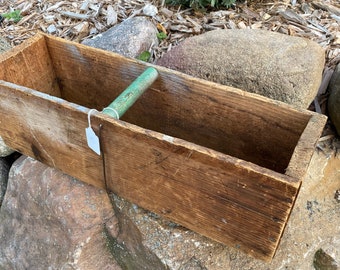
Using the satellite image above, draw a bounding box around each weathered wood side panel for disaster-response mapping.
[99,119,301,260]
[0,35,60,97]
[0,81,104,189]
[286,114,327,180]
[0,80,301,260]
[44,35,311,173]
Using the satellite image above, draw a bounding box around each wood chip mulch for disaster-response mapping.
[0,0,339,146]
[0,0,338,66]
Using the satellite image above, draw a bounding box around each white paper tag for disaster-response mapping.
[86,109,101,155]
[86,127,101,155]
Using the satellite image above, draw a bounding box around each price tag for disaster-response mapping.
[86,109,101,155]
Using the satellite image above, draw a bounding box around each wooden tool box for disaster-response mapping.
[0,34,327,261]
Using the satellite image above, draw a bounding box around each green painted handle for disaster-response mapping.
[102,67,158,119]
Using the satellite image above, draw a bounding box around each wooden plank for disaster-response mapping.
[99,118,302,260]
[43,34,312,174]
[0,34,60,97]
[0,80,300,260]
[0,81,105,189]
[286,114,327,179]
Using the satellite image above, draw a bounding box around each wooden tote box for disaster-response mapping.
[0,34,327,261]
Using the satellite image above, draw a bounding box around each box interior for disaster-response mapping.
[0,35,311,174]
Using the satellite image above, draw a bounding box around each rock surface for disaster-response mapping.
[0,156,166,269]
[113,147,340,269]
[313,248,338,270]
[82,16,158,58]
[328,63,340,135]
[0,157,10,206]
[157,29,325,109]
[0,136,15,157]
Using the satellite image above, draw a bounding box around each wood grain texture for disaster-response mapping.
[0,34,60,97]
[0,34,327,261]
[44,34,318,174]
[286,114,327,179]
[99,119,301,260]
[0,81,105,189]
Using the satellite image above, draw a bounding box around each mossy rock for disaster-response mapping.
[313,249,338,270]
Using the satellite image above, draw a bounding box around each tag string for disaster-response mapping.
[87,109,99,127]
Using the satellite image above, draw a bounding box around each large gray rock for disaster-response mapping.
[0,156,167,269]
[0,156,119,269]
[82,16,158,58]
[328,64,340,135]
[157,29,325,109]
